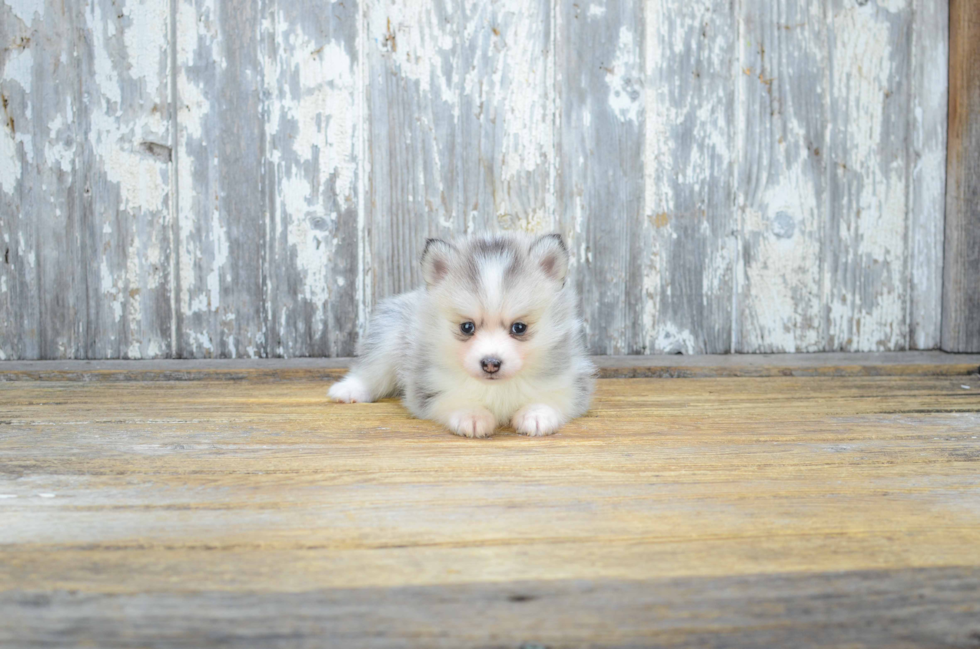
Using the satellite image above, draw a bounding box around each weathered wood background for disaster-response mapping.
[0,0,954,359]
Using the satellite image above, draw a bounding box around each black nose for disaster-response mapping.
[481,357,501,374]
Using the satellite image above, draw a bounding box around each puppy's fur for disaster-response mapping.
[329,233,595,438]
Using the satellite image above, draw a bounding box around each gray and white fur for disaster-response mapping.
[328,233,595,438]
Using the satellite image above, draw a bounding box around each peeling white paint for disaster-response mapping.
[642,0,735,353]
[461,0,553,230]
[3,0,38,24]
[0,117,19,195]
[734,0,828,353]
[204,204,228,313]
[607,26,641,123]
[877,0,908,13]
[124,0,169,86]
[827,7,907,350]
[175,0,217,140]
[369,0,457,106]
[0,45,32,97]
[269,18,357,336]
[86,1,169,214]
[101,257,124,323]
[0,47,33,195]
[45,112,73,173]
[652,323,697,355]
[176,0,224,332]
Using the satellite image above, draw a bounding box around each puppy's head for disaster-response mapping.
[421,233,570,382]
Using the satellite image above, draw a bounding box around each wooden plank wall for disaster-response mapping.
[0,0,955,359]
[943,0,980,352]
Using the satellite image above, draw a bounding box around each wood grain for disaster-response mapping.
[78,0,174,359]
[459,0,554,234]
[943,0,980,352]
[825,0,913,351]
[3,569,979,648]
[364,0,462,305]
[908,0,948,350]
[735,0,827,353]
[1,374,978,645]
[558,0,646,355]
[0,1,85,360]
[644,0,736,354]
[174,0,268,358]
[263,0,360,357]
[0,0,43,360]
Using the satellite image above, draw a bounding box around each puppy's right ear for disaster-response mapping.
[420,238,456,286]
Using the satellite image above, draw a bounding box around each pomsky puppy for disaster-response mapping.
[328,233,595,438]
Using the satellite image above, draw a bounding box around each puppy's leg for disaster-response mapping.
[328,375,375,403]
[444,407,497,439]
[329,293,417,404]
[510,358,594,436]
[511,404,565,437]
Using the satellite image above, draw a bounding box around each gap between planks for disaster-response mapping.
[0,352,978,382]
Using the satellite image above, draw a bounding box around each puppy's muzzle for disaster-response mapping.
[480,357,502,375]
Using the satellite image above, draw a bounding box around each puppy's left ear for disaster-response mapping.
[420,238,456,287]
[529,233,569,284]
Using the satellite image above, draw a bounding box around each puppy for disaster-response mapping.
[328,232,595,438]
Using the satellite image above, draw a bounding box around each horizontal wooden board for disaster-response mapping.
[3,568,979,648]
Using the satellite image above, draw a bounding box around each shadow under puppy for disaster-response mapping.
[329,233,596,438]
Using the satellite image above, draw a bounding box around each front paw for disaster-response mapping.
[512,404,564,436]
[447,408,497,439]
[328,377,372,403]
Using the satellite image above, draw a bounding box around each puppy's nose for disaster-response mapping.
[481,357,502,374]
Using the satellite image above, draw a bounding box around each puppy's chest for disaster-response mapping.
[424,372,553,417]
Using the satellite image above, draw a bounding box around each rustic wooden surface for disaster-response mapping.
[1,372,979,646]
[943,0,980,353]
[0,0,955,359]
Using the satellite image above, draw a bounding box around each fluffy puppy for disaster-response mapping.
[328,233,595,438]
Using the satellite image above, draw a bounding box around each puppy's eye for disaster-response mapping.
[510,322,528,336]
[460,321,476,336]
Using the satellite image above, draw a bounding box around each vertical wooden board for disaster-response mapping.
[907,0,947,350]
[0,1,86,359]
[734,0,827,353]
[942,0,980,352]
[263,0,360,357]
[824,0,912,351]
[558,1,645,355]
[458,0,554,233]
[643,0,736,354]
[365,0,461,305]
[175,0,268,358]
[0,0,40,359]
[77,0,173,359]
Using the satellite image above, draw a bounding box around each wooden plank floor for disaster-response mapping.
[1,372,980,647]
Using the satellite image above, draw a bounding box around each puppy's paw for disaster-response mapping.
[328,377,373,403]
[512,404,564,436]
[447,408,497,439]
